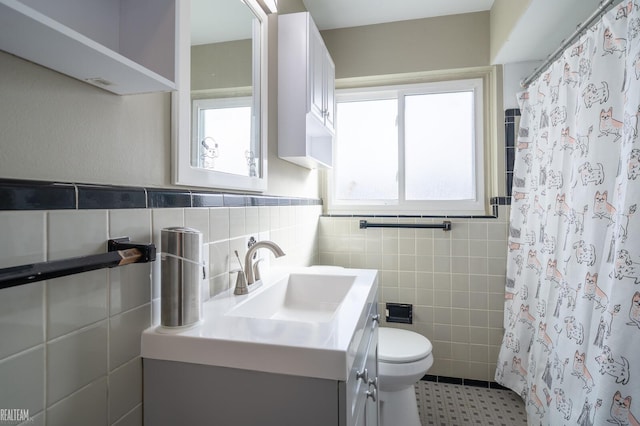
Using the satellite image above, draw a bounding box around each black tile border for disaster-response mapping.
[0,178,322,211]
[147,189,192,209]
[420,374,510,391]
[323,199,509,220]
[435,376,463,385]
[491,196,511,206]
[0,179,76,210]
[77,185,147,209]
[505,109,521,201]
[191,193,224,208]
[505,108,521,119]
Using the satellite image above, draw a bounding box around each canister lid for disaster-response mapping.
[161,227,202,257]
[162,226,202,234]
[378,328,432,363]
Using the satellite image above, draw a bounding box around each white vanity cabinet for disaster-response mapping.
[278,12,336,169]
[142,268,379,426]
[0,0,177,95]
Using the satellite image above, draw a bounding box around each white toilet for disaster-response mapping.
[378,327,434,426]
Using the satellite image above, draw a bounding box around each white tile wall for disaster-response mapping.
[0,211,46,268]
[108,358,142,423]
[0,204,321,425]
[47,270,108,339]
[318,206,510,382]
[47,321,107,405]
[0,346,45,416]
[46,378,108,426]
[0,282,44,359]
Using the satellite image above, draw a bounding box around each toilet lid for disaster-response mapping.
[378,328,432,363]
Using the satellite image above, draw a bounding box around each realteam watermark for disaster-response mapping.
[0,409,30,423]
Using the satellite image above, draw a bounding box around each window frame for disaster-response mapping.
[191,96,259,176]
[327,77,487,216]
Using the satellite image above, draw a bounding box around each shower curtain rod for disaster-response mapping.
[520,0,617,88]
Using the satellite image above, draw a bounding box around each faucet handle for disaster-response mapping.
[252,258,264,282]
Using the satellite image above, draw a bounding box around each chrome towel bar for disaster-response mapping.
[359,220,451,231]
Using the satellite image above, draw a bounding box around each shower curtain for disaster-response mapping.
[496,2,640,424]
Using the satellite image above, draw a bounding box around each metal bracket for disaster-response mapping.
[108,237,156,263]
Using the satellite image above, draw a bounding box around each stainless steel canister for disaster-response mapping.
[161,227,203,328]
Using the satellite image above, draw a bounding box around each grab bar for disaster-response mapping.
[0,237,156,291]
[359,220,451,231]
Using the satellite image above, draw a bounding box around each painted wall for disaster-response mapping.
[321,12,491,79]
[503,61,543,109]
[0,46,318,198]
[191,40,252,92]
[489,0,531,64]
[0,52,172,189]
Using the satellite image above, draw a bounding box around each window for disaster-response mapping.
[328,78,486,215]
[192,97,259,178]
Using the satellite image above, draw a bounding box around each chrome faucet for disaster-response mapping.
[233,240,285,295]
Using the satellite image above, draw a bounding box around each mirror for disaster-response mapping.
[172,0,269,192]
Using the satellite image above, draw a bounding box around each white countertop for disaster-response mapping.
[141,266,378,381]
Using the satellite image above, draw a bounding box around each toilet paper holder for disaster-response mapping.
[385,303,413,324]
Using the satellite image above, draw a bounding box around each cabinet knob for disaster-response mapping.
[356,368,369,383]
[366,388,377,402]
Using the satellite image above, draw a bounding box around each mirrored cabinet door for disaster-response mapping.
[172,0,269,192]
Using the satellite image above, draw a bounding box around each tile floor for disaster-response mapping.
[415,380,527,426]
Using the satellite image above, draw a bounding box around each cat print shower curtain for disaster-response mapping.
[496,2,640,424]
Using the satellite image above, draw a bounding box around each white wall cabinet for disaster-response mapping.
[309,22,336,133]
[0,0,177,95]
[278,12,336,169]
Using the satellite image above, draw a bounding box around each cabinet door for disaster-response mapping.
[364,327,379,426]
[309,23,325,123]
[324,51,336,132]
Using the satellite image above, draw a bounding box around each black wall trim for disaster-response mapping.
[323,198,509,220]
[147,189,192,209]
[505,108,521,203]
[492,196,511,206]
[78,185,147,209]
[0,180,76,210]
[0,179,322,211]
[421,375,511,391]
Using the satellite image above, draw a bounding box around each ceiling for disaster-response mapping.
[302,0,495,30]
[193,0,613,64]
[492,0,604,64]
[191,0,254,45]
[303,0,608,64]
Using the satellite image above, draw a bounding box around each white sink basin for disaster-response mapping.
[141,267,378,381]
[226,273,356,323]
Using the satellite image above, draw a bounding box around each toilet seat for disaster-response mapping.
[378,328,432,363]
